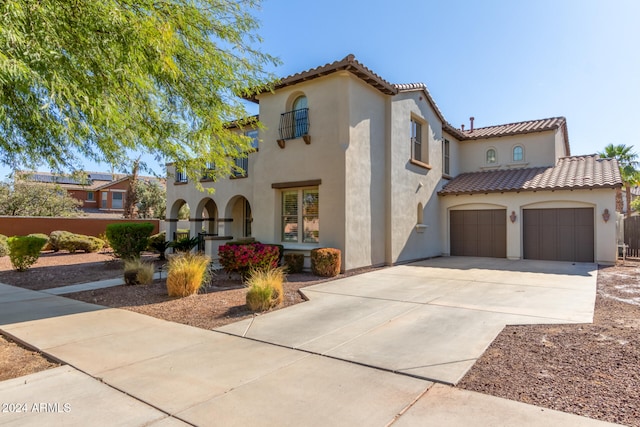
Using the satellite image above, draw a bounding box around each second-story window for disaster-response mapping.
[411,119,422,162]
[486,148,497,164]
[513,146,524,162]
[175,169,188,183]
[246,129,259,151]
[443,139,450,175]
[279,95,309,140]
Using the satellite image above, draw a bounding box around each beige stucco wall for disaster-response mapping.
[439,188,617,264]
[387,91,447,265]
[555,126,570,160]
[344,75,388,269]
[458,130,558,173]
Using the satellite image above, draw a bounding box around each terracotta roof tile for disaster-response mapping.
[438,155,621,196]
[460,117,566,139]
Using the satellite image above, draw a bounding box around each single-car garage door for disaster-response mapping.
[450,209,506,258]
[523,208,594,262]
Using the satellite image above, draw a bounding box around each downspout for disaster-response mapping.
[384,95,393,266]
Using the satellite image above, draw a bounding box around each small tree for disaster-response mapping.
[599,144,640,217]
[0,181,82,217]
[105,222,154,260]
[123,160,140,219]
[138,181,166,219]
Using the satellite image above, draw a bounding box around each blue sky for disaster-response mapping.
[3,0,639,179]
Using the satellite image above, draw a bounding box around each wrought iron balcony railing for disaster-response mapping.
[279,108,309,140]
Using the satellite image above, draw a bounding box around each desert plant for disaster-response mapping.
[48,231,104,253]
[218,243,279,278]
[166,252,210,297]
[48,230,74,252]
[245,267,286,312]
[105,222,154,259]
[0,234,8,257]
[283,252,304,274]
[310,248,341,277]
[123,259,155,285]
[169,236,200,253]
[148,231,169,260]
[7,235,48,271]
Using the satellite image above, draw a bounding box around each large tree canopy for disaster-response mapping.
[0,0,277,179]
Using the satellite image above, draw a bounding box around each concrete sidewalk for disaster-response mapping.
[0,258,622,426]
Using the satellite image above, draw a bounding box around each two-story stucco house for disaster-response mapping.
[166,54,621,270]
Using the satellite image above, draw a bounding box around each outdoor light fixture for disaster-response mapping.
[510,211,517,223]
[277,139,285,149]
[602,208,610,222]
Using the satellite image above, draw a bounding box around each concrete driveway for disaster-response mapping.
[218,256,598,384]
[0,256,610,426]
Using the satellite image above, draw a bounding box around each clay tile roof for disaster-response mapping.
[461,117,566,140]
[438,155,622,196]
[246,54,397,102]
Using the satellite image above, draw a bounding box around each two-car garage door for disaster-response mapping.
[450,207,594,262]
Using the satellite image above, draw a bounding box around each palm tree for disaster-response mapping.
[599,144,640,217]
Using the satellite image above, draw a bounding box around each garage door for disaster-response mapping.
[450,209,506,258]
[523,208,594,262]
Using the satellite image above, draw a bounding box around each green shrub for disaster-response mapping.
[148,231,169,260]
[0,234,8,257]
[48,231,104,253]
[123,259,155,286]
[49,230,73,252]
[166,252,210,297]
[284,253,304,273]
[245,267,286,312]
[106,222,154,260]
[7,235,48,272]
[310,248,341,277]
[27,233,51,251]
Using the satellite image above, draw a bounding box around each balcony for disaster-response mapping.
[279,108,309,141]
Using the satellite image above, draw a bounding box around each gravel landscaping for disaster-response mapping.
[459,262,640,427]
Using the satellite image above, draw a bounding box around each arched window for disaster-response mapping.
[486,148,497,164]
[292,95,308,138]
[513,146,524,162]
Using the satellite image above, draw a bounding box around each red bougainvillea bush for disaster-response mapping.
[218,243,279,278]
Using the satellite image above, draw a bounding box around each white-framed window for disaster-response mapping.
[86,191,94,201]
[443,139,450,175]
[411,119,422,162]
[486,148,497,164]
[282,188,319,243]
[513,146,524,162]
[112,192,124,209]
[101,191,108,207]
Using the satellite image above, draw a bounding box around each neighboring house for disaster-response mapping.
[166,54,622,269]
[19,171,163,215]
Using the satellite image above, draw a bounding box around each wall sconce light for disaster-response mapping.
[602,208,610,222]
[510,211,517,223]
[303,135,311,145]
[277,139,285,149]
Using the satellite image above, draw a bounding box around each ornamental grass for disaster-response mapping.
[123,259,155,286]
[166,252,210,297]
[245,266,285,312]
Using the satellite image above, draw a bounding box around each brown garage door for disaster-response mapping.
[523,208,594,262]
[450,209,506,258]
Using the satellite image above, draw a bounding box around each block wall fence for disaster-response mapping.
[0,217,160,237]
